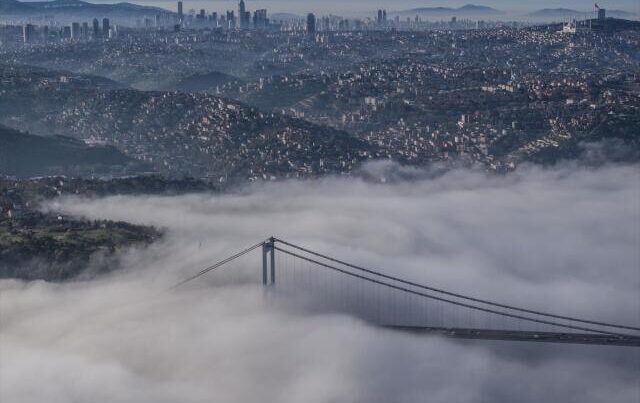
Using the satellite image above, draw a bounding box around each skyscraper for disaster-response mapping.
[71,22,80,40]
[226,10,235,28]
[598,8,606,20]
[253,9,268,29]
[22,24,35,43]
[307,13,316,35]
[102,18,110,38]
[178,1,183,22]
[239,0,250,29]
[92,18,100,38]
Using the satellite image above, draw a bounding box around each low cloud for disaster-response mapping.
[2,162,639,402]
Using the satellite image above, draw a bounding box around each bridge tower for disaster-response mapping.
[262,237,276,285]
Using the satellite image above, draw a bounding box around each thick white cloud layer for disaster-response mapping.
[1,162,639,402]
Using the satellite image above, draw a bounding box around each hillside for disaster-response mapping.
[0,0,34,13]
[395,4,502,16]
[529,8,637,19]
[0,0,172,18]
[535,18,640,32]
[175,71,241,93]
[0,64,376,181]
[0,125,146,178]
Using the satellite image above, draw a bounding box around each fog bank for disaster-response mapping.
[1,162,639,402]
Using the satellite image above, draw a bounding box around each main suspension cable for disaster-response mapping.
[274,238,640,332]
[275,245,637,338]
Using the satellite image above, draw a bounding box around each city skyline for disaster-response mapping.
[13,0,640,17]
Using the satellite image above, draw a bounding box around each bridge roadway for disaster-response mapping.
[385,326,640,347]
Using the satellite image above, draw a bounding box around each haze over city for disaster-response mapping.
[17,0,640,16]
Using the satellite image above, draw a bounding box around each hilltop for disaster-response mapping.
[0,0,34,13]
[529,8,636,19]
[395,4,502,16]
[0,0,172,18]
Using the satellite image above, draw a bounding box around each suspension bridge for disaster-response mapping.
[172,237,640,347]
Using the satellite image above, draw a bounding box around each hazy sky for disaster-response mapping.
[1,161,639,402]
[23,0,640,16]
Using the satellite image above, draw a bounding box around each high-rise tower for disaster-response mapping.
[22,24,35,43]
[92,18,99,38]
[102,18,110,37]
[239,0,247,28]
[71,22,80,39]
[307,13,316,35]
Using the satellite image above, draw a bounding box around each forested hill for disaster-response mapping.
[0,124,146,178]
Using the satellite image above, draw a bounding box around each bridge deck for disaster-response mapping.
[385,326,640,347]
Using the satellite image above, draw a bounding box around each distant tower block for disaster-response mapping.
[598,8,606,20]
[71,22,80,40]
[239,0,247,28]
[307,13,316,35]
[22,24,35,43]
[102,18,110,37]
[92,18,99,38]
